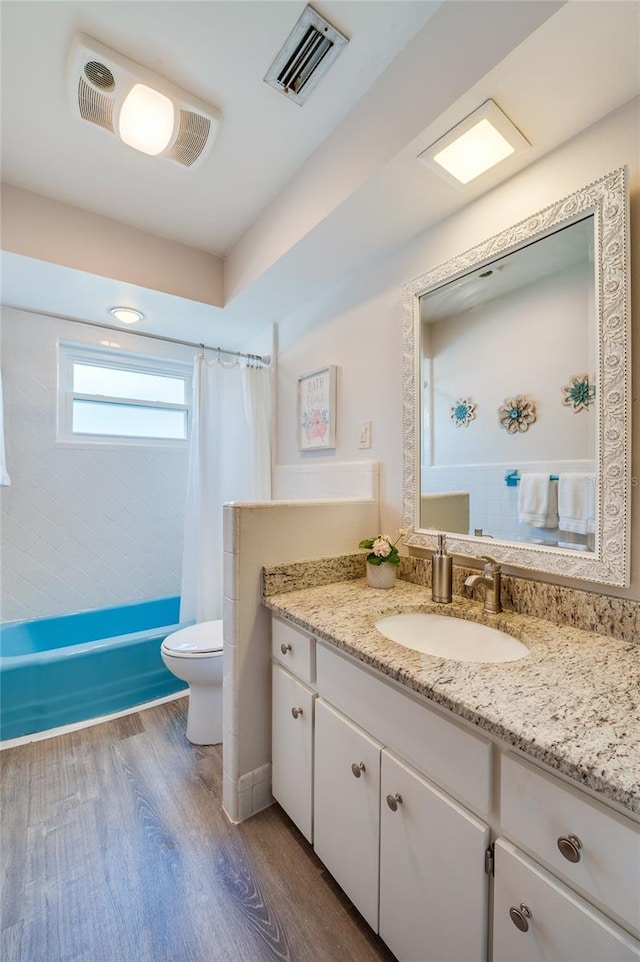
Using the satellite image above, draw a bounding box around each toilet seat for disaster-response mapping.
[161,620,223,658]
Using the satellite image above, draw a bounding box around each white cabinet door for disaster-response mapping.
[272,664,315,842]
[379,749,490,962]
[314,698,383,931]
[493,838,640,962]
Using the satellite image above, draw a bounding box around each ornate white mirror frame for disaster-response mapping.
[401,167,631,586]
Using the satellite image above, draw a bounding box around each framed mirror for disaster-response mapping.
[401,168,630,586]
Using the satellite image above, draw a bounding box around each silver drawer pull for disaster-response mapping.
[557,834,582,863]
[280,643,292,654]
[509,904,531,933]
[386,793,403,812]
[351,762,366,778]
[291,707,303,719]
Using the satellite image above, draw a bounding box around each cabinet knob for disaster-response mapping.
[386,793,403,812]
[509,904,532,933]
[280,643,292,655]
[351,762,366,778]
[557,834,582,863]
[291,706,303,719]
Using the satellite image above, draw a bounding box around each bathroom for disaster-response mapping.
[1,1,639,960]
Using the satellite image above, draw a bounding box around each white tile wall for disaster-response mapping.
[424,460,595,545]
[273,461,379,500]
[1,309,190,621]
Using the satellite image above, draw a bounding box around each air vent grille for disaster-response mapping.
[265,5,348,106]
[277,26,333,96]
[77,76,114,131]
[84,60,115,91]
[165,109,211,167]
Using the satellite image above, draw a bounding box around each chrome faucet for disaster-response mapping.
[464,556,502,614]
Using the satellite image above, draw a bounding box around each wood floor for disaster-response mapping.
[0,697,396,962]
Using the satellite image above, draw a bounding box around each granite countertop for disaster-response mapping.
[264,578,640,817]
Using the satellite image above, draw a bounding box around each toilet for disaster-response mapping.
[160,620,223,745]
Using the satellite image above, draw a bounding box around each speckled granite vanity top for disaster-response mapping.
[264,578,640,817]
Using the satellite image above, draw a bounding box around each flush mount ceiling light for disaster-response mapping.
[110,307,144,325]
[418,100,529,188]
[67,34,220,168]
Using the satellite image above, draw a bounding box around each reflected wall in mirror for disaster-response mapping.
[401,168,630,586]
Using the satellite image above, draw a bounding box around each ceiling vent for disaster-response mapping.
[264,5,348,105]
[66,34,220,168]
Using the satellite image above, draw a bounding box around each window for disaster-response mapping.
[58,343,192,443]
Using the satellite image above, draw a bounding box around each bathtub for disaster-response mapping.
[0,596,190,741]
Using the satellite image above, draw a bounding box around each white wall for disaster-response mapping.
[0,307,191,621]
[275,99,640,601]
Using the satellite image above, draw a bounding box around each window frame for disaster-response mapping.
[57,341,192,446]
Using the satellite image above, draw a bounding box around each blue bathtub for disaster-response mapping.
[0,596,190,740]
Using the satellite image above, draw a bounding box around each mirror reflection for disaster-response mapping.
[403,167,630,586]
[419,216,596,553]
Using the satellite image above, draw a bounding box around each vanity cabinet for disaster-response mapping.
[271,664,315,842]
[500,752,640,937]
[314,698,382,929]
[271,617,317,843]
[314,696,490,960]
[379,747,489,962]
[270,614,640,961]
[492,839,640,962]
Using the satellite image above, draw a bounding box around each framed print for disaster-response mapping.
[297,365,336,451]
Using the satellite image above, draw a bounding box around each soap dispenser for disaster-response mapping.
[432,534,452,604]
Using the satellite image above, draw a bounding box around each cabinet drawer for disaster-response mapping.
[501,752,640,935]
[272,617,315,684]
[316,642,492,814]
[493,838,640,961]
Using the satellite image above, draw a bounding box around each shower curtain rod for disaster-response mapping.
[2,303,271,365]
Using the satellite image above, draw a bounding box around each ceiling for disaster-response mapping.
[1,1,639,349]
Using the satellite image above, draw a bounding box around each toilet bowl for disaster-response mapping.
[161,620,223,745]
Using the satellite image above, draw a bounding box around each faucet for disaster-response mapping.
[464,556,502,614]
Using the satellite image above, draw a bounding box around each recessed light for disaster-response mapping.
[418,100,529,188]
[110,307,144,324]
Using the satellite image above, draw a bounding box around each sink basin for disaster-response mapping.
[375,613,529,663]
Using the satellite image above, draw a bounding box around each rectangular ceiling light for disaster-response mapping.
[418,100,530,188]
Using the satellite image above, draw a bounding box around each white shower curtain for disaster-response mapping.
[179,355,271,624]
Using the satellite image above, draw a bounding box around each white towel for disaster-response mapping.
[518,473,558,528]
[0,370,10,487]
[558,474,596,534]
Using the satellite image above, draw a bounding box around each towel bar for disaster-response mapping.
[505,470,559,488]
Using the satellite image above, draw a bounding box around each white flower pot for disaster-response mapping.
[366,561,397,589]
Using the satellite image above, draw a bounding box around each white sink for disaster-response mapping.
[375,612,529,664]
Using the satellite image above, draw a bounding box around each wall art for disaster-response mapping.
[297,365,337,450]
[450,398,476,428]
[562,373,596,412]
[498,395,537,433]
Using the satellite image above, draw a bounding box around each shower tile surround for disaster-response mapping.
[1,309,189,621]
[263,556,640,815]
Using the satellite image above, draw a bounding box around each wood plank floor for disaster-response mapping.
[0,697,397,962]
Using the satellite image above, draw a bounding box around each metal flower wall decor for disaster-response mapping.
[562,373,596,412]
[498,395,537,433]
[450,397,476,428]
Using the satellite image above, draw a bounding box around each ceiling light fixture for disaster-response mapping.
[418,100,529,188]
[110,307,144,325]
[118,84,175,156]
[67,34,220,168]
